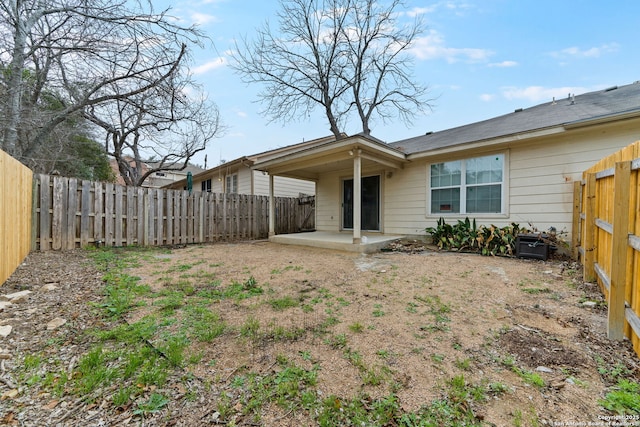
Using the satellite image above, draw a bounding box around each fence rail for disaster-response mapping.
[574,141,640,357]
[33,174,315,251]
[0,150,33,284]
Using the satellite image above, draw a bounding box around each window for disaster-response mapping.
[155,172,166,177]
[201,179,212,192]
[225,174,238,194]
[430,154,504,215]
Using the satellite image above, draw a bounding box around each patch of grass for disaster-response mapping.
[405,302,418,313]
[160,334,189,367]
[599,379,640,414]
[316,393,400,427]
[396,375,492,427]
[267,324,307,342]
[240,316,261,340]
[133,392,170,417]
[521,287,551,295]
[269,296,299,311]
[75,345,118,397]
[430,353,445,363]
[183,306,226,342]
[596,357,633,383]
[299,350,312,361]
[372,304,385,317]
[326,333,348,349]
[112,386,134,407]
[513,367,546,388]
[348,322,364,333]
[455,358,472,371]
[376,349,390,359]
[237,361,319,421]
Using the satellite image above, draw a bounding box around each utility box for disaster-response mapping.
[516,234,550,260]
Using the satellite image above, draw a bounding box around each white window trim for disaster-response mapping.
[426,151,510,219]
[225,173,238,194]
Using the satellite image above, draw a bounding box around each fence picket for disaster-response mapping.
[575,140,640,356]
[31,175,313,251]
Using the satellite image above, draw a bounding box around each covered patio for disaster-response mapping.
[252,134,410,253]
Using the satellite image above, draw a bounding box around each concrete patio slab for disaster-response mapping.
[269,231,404,253]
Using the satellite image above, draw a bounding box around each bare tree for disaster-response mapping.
[231,0,430,139]
[0,0,204,161]
[341,0,429,135]
[84,72,223,186]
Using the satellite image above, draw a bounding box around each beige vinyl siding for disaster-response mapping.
[253,172,270,195]
[315,171,343,231]
[253,173,316,197]
[507,127,637,235]
[274,176,315,197]
[382,119,640,239]
[236,168,251,194]
[383,162,428,235]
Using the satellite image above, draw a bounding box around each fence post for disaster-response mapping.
[608,161,631,340]
[571,181,582,260]
[31,176,39,251]
[583,173,597,282]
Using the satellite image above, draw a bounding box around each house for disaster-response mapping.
[251,81,640,252]
[109,157,204,188]
[162,136,336,197]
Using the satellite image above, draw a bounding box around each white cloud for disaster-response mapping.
[409,30,493,63]
[488,60,518,68]
[501,85,589,103]
[191,57,227,75]
[480,94,495,101]
[406,6,437,17]
[550,43,619,59]
[236,111,248,118]
[190,12,219,26]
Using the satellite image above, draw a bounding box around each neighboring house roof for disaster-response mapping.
[110,157,204,187]
[163,134,341,189]
[145,161,204,175]
[390,81,640,155]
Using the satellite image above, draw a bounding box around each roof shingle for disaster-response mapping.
[389,81,640,154]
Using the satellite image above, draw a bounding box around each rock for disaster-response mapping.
[40,283,59,292]
[46,318,67,330]
[536,366,553,373]
[1,389,18,399]
[0,301,13,312]
[0,348,11,359]
[1,290,32,303]
[0,325,12,338]
[582,301,597,308]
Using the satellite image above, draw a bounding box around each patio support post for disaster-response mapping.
[268,173,275,236]
[353,149,362,244]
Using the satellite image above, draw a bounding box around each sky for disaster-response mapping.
[156,0,640,167]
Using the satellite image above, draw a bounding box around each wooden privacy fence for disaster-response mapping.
[33,174,315,251]
[1,150,33,284]
[573,140,640,356]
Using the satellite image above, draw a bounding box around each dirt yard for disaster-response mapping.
[1,241,639,426]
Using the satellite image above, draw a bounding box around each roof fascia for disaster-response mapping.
[253,136,407,171]
[564,109,640,129]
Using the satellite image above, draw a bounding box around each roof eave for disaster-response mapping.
[564,109,640,129]
[252,135,407,172]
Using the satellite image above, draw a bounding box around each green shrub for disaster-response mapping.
[426,217,525,256]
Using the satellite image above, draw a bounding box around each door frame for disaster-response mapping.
[341,174,381,232]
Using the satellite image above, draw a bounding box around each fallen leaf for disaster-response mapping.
[1,389,19,400]
[43,400,60,410]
